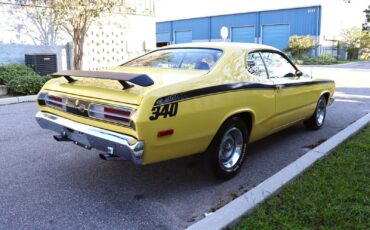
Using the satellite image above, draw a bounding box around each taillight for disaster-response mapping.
[45,95,66,110]
[88,104,134,125]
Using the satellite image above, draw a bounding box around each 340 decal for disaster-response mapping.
[149,102,178,120]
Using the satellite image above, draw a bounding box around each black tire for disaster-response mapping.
[204,117,248,180]
[304,95,327,130]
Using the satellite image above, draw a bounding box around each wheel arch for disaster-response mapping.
[320,90,331,104]
[219,109,255,140]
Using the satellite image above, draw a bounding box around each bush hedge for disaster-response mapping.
[285,35,315,60]
[296,54,338,65]
[0,64,50,95]
[360,48,370,60]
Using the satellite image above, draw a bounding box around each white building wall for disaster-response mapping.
[0,2,68,45]
[0,3,69,70]
[83,14,156,70]
[0,0,156,70]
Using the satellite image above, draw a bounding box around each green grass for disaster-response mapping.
[234,126,370,230]
[299,59,364,65]
[337,59,363,64]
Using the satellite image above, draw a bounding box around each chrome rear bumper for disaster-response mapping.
[35,111,144,164]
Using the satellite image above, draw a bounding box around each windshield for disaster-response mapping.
[123,48,223,71]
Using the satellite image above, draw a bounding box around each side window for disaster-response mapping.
[247,52,268,78]
[260,52,296,78]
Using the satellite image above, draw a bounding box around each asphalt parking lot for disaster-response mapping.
[0,63,369,229]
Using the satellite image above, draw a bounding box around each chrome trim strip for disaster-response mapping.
[35,111,144,164]
[45,98,64,106]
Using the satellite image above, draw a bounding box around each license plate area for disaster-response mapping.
[63,128,91,149]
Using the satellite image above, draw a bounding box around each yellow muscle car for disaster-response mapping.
[35,42,335,179]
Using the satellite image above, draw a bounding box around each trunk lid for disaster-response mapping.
[45,67,208,105]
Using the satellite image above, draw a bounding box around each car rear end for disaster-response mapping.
[36,77,146,164]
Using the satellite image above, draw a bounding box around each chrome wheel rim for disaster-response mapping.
[316,98,326,126]
[218,127,243,170]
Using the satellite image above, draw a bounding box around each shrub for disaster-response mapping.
[302,55,319,65]
[360,48,370,60]
[285,35,315,60]
[318,54,337,64]
[0,64,51,95]
[296,60,304,65]
[7,75,51,95]
[301,54,337,65]
[0,64,39,85]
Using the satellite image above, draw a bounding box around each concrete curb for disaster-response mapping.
[0,95,36,105]
[187,113,370,230]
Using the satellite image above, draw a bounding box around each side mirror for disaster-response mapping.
[247,60,255,67]
[296,70,303,77]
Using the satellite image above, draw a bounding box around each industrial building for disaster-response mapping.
[156,6,322,54]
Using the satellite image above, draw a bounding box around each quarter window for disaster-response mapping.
[260,52,296,78]
[247,52,268,78]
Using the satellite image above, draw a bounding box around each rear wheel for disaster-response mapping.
[304,95,327,130]
[204,117,248,180]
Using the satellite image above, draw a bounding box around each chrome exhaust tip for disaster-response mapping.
[99,153,121,161]
[99,147,122,161]
[53,134,70,142]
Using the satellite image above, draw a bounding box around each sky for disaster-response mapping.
[155,0,369,36]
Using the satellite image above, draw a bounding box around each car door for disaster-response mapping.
[245,51,277,140]
[259,51,313,129]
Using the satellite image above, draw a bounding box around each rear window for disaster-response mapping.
[123,48,223,71]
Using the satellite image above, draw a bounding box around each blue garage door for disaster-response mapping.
[156,32,171,42]
[231,27,255,43]
[175,31,192,44]
[262,25,290,50]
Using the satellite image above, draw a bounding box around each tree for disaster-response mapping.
[7,1,60,45]
[363,5,370,31]
[360,30,370,60]
[341,27,370,59]
[53,0,117,70]
[341,27,362,59]
[24,5,60,45]
[31,0,117,70]
[360,31,370,48]
[285,35,315,60]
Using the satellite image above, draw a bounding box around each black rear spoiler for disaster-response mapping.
[51,70,154,89]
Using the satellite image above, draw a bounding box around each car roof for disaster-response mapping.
[164,42,279,52]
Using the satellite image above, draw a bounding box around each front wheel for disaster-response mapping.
[204,117,248,180]
[304,95,327,130]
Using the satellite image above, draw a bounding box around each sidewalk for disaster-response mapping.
[0,95,36,105]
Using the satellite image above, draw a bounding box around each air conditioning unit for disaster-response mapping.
[25,54,57,76]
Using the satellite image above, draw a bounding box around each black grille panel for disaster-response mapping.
[25,54,57,76]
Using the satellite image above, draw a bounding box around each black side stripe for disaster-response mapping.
[278,80,334,88]
[154,80,334,106]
